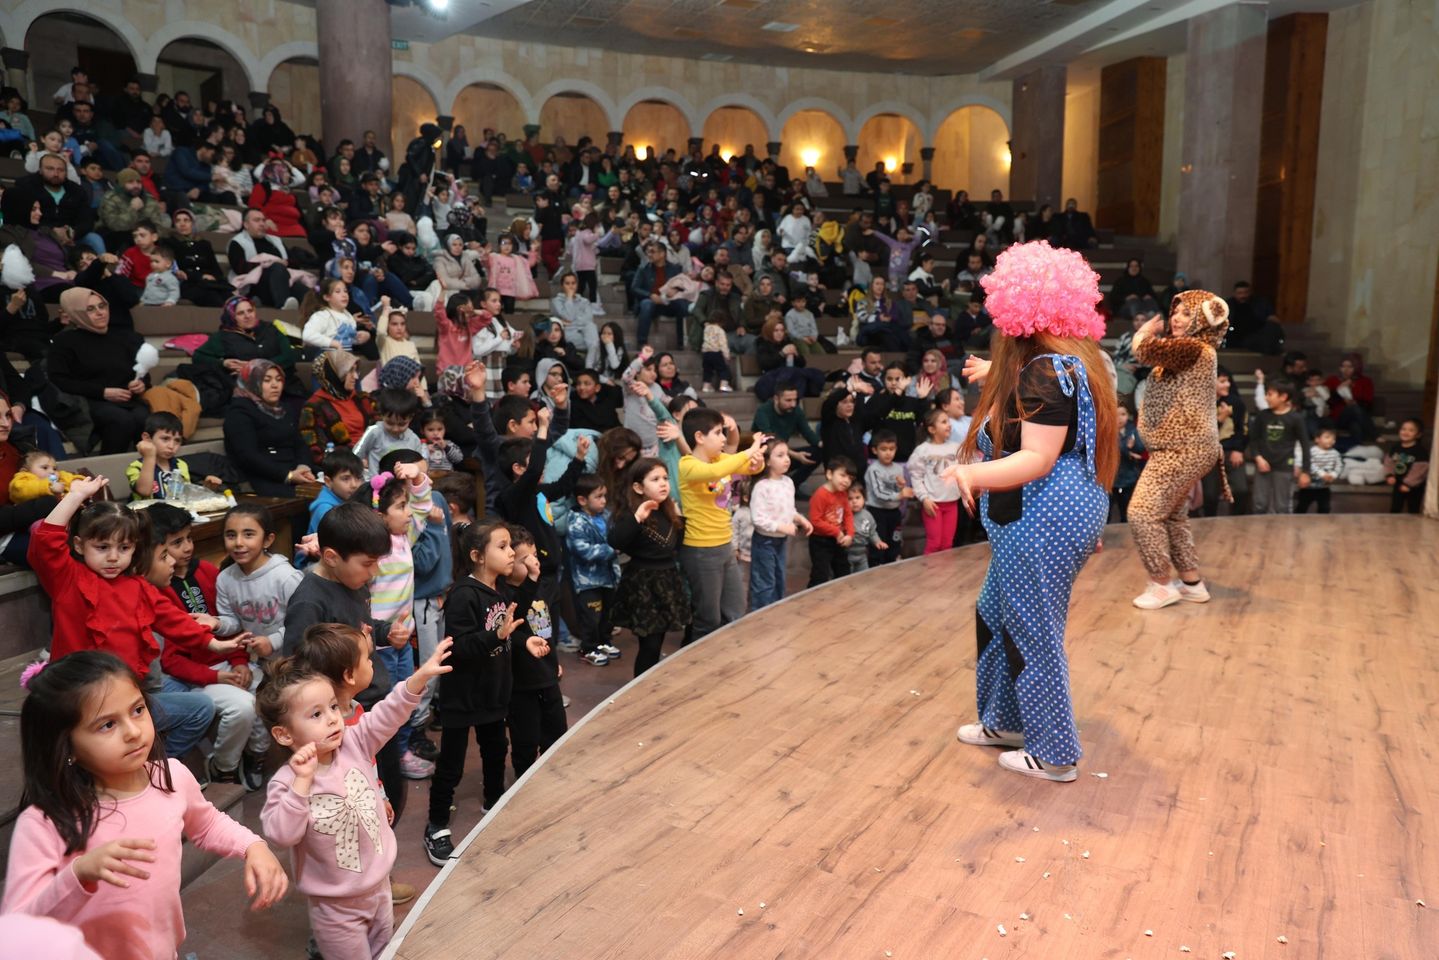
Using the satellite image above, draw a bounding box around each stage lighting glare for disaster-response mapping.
[800,147,820,167]
[883,156,898,172]
[431,0,450,11]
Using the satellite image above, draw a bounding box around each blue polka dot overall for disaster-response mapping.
[973,354,1107,766]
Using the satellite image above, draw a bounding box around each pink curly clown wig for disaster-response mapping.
[980,241,1105,341]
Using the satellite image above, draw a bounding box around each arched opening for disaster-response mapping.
[540,92,610,148]
[931,105,1010,197]
[267,57,322,140]
[392,75,439,166]
[780,109,846,184]
[155,38,251,116]
[701,106,767,163]
[451,83,526,144]
[856,113,922,186]
[621,100,689,161]
[25,12,138,118]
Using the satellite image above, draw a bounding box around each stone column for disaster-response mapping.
[248,91,271,110]
[1009,65,1065,205]
[1176,3,1267,291]
[1,49,28,99]
[437,115,455,132]
[315,0,392,151]
[766,141,781,160]
[607,131,623,150]
[687,136,703,155]
[843,145,859,162]
[920,147,935,182]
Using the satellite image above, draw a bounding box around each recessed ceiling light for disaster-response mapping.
[762,21,800,32]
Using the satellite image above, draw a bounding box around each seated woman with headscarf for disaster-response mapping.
[298,350,375,465]
[224,359,316,496]
[47,287,149,454]
[247,155,307,238]
[193,295,304,399]
[1106,258,1156,316]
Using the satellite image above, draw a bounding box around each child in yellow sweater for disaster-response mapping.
[7,450,79,503]
[676,407,766,641]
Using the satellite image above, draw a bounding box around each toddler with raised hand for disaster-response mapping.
[259,634,454,959]
[4,651,287,960]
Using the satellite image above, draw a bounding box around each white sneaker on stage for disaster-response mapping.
[1177,580,1211,603]
[956,723,1024,747]
[1133,580,1182,609]
[998,749,1077,782]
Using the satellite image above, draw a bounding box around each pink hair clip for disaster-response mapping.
[370,471,394,508]
[19,657,49,690]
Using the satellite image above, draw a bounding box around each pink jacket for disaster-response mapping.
[260,681,421,898]
[569,227,601,271]
[486,250,539,300]
[2,761,261,960]
[434,302,484,372]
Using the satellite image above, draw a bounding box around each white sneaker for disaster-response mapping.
[957,723,1024,747]
[1133,580,1182,610]
[701,383,714,393]
[998,749,1077,782]
[1177,580,1210,603]
[719,381,734,392]
[281,296,299,310]
[592,302,605,315]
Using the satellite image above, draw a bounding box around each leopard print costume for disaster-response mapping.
[1128,290,1231,581]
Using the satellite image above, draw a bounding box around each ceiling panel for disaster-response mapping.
[468,0,1109,75]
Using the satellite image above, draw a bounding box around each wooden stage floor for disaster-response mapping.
[386,516,1439,960]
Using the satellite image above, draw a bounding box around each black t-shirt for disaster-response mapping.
[990,361,1079,525]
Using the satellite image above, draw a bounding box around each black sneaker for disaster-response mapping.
[424,824,455,866]
[241,751,266,792]
[409,735,440,762]
[207,757,241,787]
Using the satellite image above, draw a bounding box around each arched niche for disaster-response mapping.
[856,113,922,186]
[451,83,526,143]
[779,109,847,182]
[267,57,322,139]
[931,105,1010,196]
[392,75,439,165]
[25,12,138,112]
[621,100,689,161]
[701,106,768,163]
[540,92,610,148]
[155,37,251,115]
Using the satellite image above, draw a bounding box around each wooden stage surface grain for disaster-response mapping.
[387,516,1439,960]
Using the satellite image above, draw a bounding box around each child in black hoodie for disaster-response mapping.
[504,526,567,779]
[423,521,544,867]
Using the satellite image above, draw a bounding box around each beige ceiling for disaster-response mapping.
[470,0,1108,75]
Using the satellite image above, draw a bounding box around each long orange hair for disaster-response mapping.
[960,332,1118,489]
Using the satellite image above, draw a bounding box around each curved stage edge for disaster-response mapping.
[384,516,1439,959]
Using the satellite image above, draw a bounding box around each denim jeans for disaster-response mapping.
[635,298,689,347]
[151,689,216,759]
[376,643,415,753]
[161,673,266,771]
[749,533,788,611]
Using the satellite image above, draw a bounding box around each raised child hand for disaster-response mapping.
[496,604,522,640]
[68,474,109,501]
[288,742,319,780]
[243,842,289,911]
[137,438,156,459]
[73,837,158,890]
[635,499,660,522]
[575,435,591,460]
[412,637,455,687]
[523,552,541,581]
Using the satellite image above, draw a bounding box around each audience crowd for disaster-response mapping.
[0,65,1428,960]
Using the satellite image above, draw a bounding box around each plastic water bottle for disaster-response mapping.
[166,472,185,501]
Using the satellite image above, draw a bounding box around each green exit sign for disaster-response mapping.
[391,39,410,51]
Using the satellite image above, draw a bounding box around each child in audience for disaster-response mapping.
[1248,379,1311,515]
[784,290,823,355]
[435,471,478,529]
[7,449,79,502]
[731,478,753,573]
[622,346,663,456]
[597,322,630,384]
[145,504,266,789]
[846,484,886,572]
[937,387,972,446]
[677,408,766,640]
[27,477,232,759]
[285,503,412,828]
[259,633,451,959]
[215,502,302,677]
[748,440,814,610]
[377,308,421,367]
[485,233,539,313]
[139,243,180,306]
[1385,418,1429,514]
[504,525,568,777]
[353,388,424,475]
[567,474,622,666]
[6,651,287,960]
[424,522,534,865]
[501,366,534,398]
[471,287,525,397]
[309,449,366,536]
[700,312,735,392]
[1297,427,1342,514]
[908,408,962,555]
[351,459,433,779]
[119,220,160,290]
[865,365,933,463]
[1112,402,1147,522]
[128,412,222,500]
[418,410,464,472]
[302,277,375,359]
[864,429,911,565]
[807,456,856,585]
[609,458,691,677]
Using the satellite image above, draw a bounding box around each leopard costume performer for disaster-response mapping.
[1128,290,1231,588]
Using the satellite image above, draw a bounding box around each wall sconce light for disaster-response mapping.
[800,147,821,167]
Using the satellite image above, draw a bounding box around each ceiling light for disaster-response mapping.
[762,21,800,32]
[800,147,821,167]
[430,0,449,11]
[883,156,898,172]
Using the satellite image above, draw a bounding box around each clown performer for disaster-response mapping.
[1125,291,1231,609]
[946,241,1117,783]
